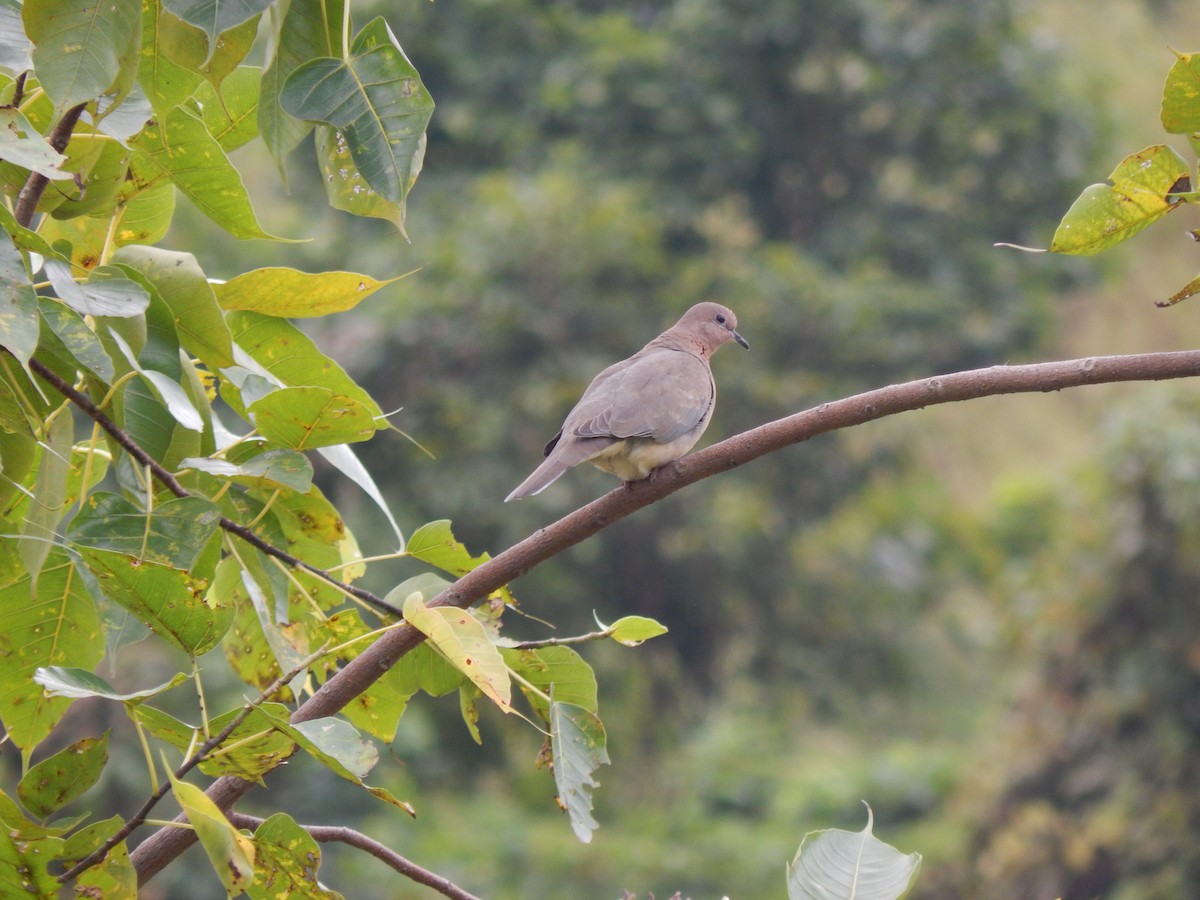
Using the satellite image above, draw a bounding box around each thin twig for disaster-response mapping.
[129,348,1200,885]
[58,645,329,884]
[26,357,401,617]
[505,629,612,649]
[227,813,483,900]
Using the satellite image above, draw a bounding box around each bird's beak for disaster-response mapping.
[733,329,749,350]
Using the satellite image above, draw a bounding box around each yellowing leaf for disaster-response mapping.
[169,774,255,895]
[402,593,511,713]
[213,267,406,317]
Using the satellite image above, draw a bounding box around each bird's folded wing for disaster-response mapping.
[572,350,713,443]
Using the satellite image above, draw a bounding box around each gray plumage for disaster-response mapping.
[506,302,749,501]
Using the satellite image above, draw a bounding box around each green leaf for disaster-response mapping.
[111,245,234,370]
[46,134,133,220]
[69,493,220,569]
[35,666,188,702]
[313,124,411,232]
[403,593,512,712]
[608,615,669,646]
[132,702,295,780]
[193,65,260,152]
[0,108,71,180]
[37,297,114,383]
[17,733,109,818]
[0,0,32,72]
[248,813,342,900]
[24,0,141,113]
[259,0,344,183]
[18,410,71,584]
[280,17,433,207]
[267,486,364,612]
[44,258,149,319]
[180,449,313,492]
[168,773,256,895]
[213,267,406,317]
[787,805,922,900]
[129,105,287,241]
[549,700,609,844]
[157,7,259,88]
[161,0,271,63]
[197,705,296,780]
[406,519,490,577]
[1162,51,1200,134]
[0,236,38,370]
[0,790,62,895]
[61,816,135,898]
[0,550,104,752]
[225,311,384,418]
[1049,145,1192,255]
[256,708,416,815]
[248,386,379,450]
[503,646,598,717]
[138,0,202,118]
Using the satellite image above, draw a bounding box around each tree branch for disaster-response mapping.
[227,813,483,900]
[14,102,88,228]
[129,348,1200,882]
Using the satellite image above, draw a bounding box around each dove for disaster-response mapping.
[505,302,748,501]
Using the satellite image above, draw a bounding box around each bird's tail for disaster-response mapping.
[505,458,571,501]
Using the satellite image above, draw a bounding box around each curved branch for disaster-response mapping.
[227,813,483,900]
[129,348,1200,882]
[14,102,88,228]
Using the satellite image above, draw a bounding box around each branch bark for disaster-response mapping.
[227,813,484,900]
[130,349,1200,883]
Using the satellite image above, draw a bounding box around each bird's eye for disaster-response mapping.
[715,314,726,324]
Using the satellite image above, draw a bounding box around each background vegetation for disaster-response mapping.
[5,0,1200,896]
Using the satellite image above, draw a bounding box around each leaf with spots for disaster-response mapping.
[169,772,255,896]
[247,813,342,900]
[61,816,135,898]
[1162,51,1200,135]
[0,548,104,753]
[213,266,407,317]
[1049,144,1191,255]
[132,702,295,781]
[17,732,109,818]
[502,646,598,721]
[249,385,379,450]
[69,493,221,571]
[280,17,433,212]
[403,593,512,713]
[549,700,609,844]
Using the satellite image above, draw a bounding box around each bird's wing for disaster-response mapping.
[571,349,713,443]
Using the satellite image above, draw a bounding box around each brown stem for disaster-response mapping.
[227,813,483,900]
[14,102,88,228]
[129,348,1200,883]
[27,358,401,617]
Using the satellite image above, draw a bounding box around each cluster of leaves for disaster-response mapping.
[0,0,670,896]
[1006,48,1200,306]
